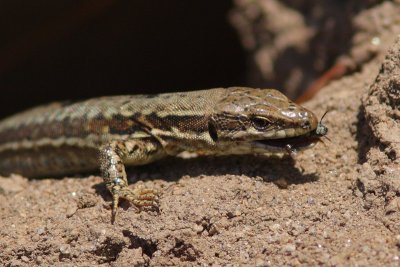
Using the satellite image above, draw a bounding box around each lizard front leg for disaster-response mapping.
[99,139,162,222]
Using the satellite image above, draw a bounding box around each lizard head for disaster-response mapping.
[208,88,328,154]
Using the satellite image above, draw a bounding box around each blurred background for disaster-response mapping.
[0,1,245,118]
[0,0,389,118]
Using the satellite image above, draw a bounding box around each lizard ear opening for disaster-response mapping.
[208,121,218,142]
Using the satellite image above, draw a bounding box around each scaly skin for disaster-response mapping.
[0,87,327,221]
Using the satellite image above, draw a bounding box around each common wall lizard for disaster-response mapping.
[0,87,327,220]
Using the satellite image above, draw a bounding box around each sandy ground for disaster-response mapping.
[1,1,400,266]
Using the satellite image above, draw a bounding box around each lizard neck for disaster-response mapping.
[137,89,224,154]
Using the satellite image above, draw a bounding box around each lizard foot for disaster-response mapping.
[111,184,158,223]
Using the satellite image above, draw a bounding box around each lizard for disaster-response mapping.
[0,87,328,221]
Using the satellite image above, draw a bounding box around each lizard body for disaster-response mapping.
[0,87,327,219]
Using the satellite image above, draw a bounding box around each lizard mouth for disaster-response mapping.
[253,120,329,152]
[252,130,324,152]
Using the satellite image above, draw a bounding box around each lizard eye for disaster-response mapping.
[251,117,270,130]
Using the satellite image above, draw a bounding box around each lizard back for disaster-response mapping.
[0,88,225,176]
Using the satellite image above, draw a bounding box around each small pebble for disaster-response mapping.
[59,244,71,255]
[283,244,296,253]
